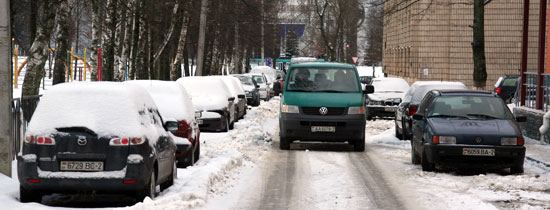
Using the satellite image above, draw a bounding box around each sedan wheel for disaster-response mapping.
[421,148,435,171]
[161,161,177,191]
[411,141,420,165]
[395,123,403,140]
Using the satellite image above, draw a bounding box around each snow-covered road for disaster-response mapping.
[2,97,550,210]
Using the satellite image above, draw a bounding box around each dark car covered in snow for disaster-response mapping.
[410,90,526,173]
[18,82,177,203]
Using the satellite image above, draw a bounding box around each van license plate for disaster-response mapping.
[60,161,104,171]
[462,148,495,156]
[311,126,335,132]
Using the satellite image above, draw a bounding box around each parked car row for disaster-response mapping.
[18,74,258,203]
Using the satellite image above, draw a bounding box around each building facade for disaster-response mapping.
[383,0,541,90]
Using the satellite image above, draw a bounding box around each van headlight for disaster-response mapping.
[348,106,365,114]
[282,105,299,113]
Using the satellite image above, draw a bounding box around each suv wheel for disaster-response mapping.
[395,123,403,140]
[138,170,156,201]
[411,141,420,165]
[280,136,290,150]
[19,186,42,203]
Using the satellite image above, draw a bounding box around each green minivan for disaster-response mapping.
[279,62,374,151]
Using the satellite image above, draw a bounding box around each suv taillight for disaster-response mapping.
[496,87,501,94]
[408,105,418,116]
[25,135,55,145]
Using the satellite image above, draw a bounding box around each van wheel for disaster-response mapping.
[354,136,365,152]
[19,186,42,203]
[280,137,290,150]
[421,149,435,171]
[161,161,177,191]
[138,170,156,201]
[194,140,200,162]
[510,164,524,174]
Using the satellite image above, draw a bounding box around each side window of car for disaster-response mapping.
[418,92,435,115]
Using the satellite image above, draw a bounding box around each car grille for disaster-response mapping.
[301,107,346,115]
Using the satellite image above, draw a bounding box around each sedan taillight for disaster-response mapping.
[408,105,418,116]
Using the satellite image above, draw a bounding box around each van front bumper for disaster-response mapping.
[280,113,365,142]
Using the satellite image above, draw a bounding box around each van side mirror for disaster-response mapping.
[164,121,179,132]
[412,114,424,120]
[363,85,374,94]
[515,115,527,122]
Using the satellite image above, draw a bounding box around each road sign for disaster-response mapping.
[351,56,359,64]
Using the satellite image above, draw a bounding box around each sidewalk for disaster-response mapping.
[525,138,550,167]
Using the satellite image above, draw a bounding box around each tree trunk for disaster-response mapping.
[52,0,70,85]
[90,0,102,81]
[113,1,126,81]
[195,0,208,76]
[21,1,59,121]
[472,0,487,88]
[152,2,179,69]
[129,1,141,80]
[136,8,148,79]
[171,11,189,80]
[101,0,118,81]
[230,24,241,74]
[118,0,135,81]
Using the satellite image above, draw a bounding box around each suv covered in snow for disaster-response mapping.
[279,62,374,151]
[18,82,177,203]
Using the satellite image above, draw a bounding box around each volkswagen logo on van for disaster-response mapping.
[319,107,328,115]
[77,136,87,146]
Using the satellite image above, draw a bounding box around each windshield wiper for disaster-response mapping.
[288,89,313,92]
[466,114,501,119]
[428,114,468,119]
[314,90,347,93]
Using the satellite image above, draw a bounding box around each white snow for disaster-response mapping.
[26,82,168,146]
[125,80,195,124]
[250,66,277,83]
[201,111,221,119]
[176,77,233,111]
[168,133,191,146]
[38,167,126,179]
[127,154,144,164]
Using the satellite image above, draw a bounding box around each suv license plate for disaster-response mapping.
[197,119,203,125]
[311,126,335,132]
[60,161,104,171]
[462,148,495,156]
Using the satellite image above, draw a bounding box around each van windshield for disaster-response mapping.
[286,67,360,93]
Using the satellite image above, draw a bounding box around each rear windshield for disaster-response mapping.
[286,67,360,93]
[427,95,514,120]
[236,76,254,86]
[252,75,265,84]
[408,84,465,104]
[501,78,518,87]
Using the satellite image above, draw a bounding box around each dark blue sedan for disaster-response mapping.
[410,90,526,173]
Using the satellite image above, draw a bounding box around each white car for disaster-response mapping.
[248,73,270,101]
[212,76,247,121]
[250,66,277,97]
[365,77,410,120]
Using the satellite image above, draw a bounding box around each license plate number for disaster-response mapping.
[60,161,104,171]
[197,119,203,125]
[385,107,396,112]
[462,148,495,156]
[311,126,335,132]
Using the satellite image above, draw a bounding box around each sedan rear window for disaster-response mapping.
[427,96,514,120]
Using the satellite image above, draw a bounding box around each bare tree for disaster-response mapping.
[52,0,70,85]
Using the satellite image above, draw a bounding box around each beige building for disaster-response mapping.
[383,0,542,90]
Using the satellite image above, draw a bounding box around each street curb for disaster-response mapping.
[526,156,550,169]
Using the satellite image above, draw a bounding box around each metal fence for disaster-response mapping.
[515,72,550,112]
[11,95,41,159]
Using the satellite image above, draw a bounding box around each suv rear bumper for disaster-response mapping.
[17,155,153,193]
[423,144,525,169]
[198,116,228,131]
[280,113,365,142]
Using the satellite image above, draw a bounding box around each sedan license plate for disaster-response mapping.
[384,107,396,112]
[60,161,104,171]
[311,126,335,132]
[197,119,204,125]
[462,148,495,156]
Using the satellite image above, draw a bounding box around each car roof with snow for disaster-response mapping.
[176,76,233,111]
[289,62,355,69]
[26,82,167,142]
[125,80,196,123]
[370,77,410,92]
[211,76,246,96]
[405,81,467,104]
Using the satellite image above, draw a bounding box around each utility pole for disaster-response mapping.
[260,0,265,66]
[196,0,208,76]
[0,0,13,176]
